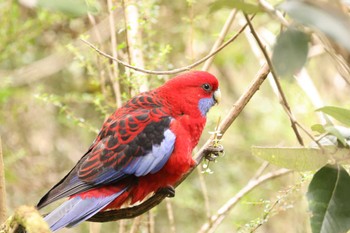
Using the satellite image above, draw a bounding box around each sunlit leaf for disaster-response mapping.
[271,28,309,77]
[209,0,261,14]
[307,165,350,233]
[280,0,350,52]
[324,126,348,147]
[38,0,88,17]
[311,124,326,134]
[317,106,350,127]
[252,146,350,171]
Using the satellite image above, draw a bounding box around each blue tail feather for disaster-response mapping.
[45,190,125,232]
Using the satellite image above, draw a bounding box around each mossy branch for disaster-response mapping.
[0,206,50,233]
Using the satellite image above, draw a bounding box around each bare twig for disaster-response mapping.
[89,222,101,233]
[197,167,211,218]
[243,14,304,146]
[202,9,238,71]
[81,20,249,75]
[197,169,291,233]
[129,216,141,233]
[123,1,149,93]
[165,199,176,233]
[0,137,6,223]
[88,62,270,222]
[87,13,108,100]
[147,211,155,233]
[107,0,123,107]
[119,220,126,233]
[258,0,289,27]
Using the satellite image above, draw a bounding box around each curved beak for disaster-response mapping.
[213,89,221,104]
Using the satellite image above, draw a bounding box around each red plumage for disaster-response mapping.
[37,71,220,231]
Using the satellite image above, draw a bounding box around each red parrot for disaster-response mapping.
[37,71,220,231]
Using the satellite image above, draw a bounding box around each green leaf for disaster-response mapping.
[317,106,350,127]
[252,147,327,171]
[271,28,309,77]
[307,165,350,233]
[209,0,261,14]
[311,124,326,134]
[251,146,350,171]
[323,126,348,147]
[280,0,350,52]
[38,0,88,17]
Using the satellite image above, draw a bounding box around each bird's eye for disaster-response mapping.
[202,83,212,92]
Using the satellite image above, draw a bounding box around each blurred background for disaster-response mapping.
[1,0,350,232]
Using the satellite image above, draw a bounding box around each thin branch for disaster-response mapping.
[165,199,176,233]
[147,211,155,233]
[197,169,291,233]
[258,0,289,27]
[129,216,141,233]
[87,62,270,222]
[197,167,211,219]
[243,13,305,146]
[80,20,249,75]
[0,137,6,223]
[202,9,237,71]
[107,0,123,107]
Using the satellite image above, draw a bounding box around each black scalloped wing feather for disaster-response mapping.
[37,92,175,208]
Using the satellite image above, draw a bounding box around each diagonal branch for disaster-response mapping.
[243,13,304,146]
[197,168,291,233]
[81,20,250,76]
[87,63,271,222]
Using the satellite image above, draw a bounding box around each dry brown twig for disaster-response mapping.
[80,18,250,76]
[243,13,305,146]
[197,168,291,233]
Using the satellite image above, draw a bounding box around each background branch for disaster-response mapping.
[0,137,6,224]
[243,13,304,146]
[197,168,291,233]
[81,19,250,75]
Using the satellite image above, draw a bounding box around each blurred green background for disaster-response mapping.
[1,0,350,232]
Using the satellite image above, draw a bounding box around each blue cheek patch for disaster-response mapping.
[198,97,215,116]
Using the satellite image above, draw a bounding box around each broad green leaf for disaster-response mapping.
[210,0,261,14]
[317,106,350,127]
[251,146,350,171]
[271,28,309,77]
[311,124,326,134]
[324,126,348,147]
[307,165,350,233]
[38,0,88,17]
[280,1,350,52]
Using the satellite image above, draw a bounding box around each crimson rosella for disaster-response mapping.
[37,71,221,231]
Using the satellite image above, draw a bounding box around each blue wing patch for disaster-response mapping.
[45,189,126,231]
[123,129,176,176]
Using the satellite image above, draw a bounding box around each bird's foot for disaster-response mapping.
[157,185,175,198]
[204,144,224,161]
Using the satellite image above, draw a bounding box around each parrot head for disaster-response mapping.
[159,71,220,118]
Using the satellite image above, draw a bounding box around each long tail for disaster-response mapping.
[45,190,125,232]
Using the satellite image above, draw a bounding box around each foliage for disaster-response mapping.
[307,165,350,233]
[1,0,350,232]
